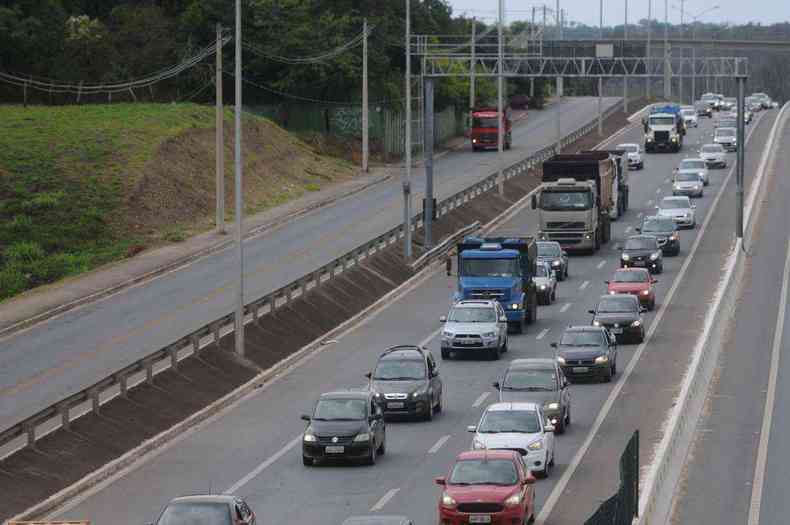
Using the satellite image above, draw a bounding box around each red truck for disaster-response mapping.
[471,106,512,151]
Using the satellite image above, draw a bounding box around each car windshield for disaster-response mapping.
[473,117,499,128]
[597,297,637,313]
[537,243,561,257]
[618,144,638,153]
[477,410,541,434]
[702,145,722,153]
[448,459,519,486]
[313,398,367,420]
[158,503,232,525]
[503,369,556,391]
[702,95,717,102]
[462,258,519,278]
[540,191,593,211]
[680,160,705,170]
[681,110,695,117]
[649,116,675,126]
[560,330,605,346]
[676,173,701,182]
[613,270,649,283]
[449,307,497,323]
[660,198,689,210]
[641,217,675,232]
[716,129,735,137]
[535,265,550,277]
[373,359,426,380]
[624,238,656,250]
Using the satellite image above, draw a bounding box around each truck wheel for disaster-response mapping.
[594,231,601,252]
[528,296,537,324]
[512,320,524,334]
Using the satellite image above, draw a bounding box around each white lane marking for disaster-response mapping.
[428,435,452,454]
[536,108,767,525]
[747,238,790,525]
[226,435,302,494]
[371,488,400,512]
[596,260,606,269]
[420,327,443,347]
[472,391,491,408]
[579,280,590,290]
[560,303,572,313]
[647,200,654,206]
[536,328,550,340]
[625,226,633,234]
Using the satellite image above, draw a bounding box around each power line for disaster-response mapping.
[242,25,374,64]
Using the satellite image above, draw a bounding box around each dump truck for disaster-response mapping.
[455,236,538,333]
[644,104,685,152]
[470,106,512,151]
[531,152,616,254]
[582,148,630,219]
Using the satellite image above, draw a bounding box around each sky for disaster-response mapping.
[445,0,790,28]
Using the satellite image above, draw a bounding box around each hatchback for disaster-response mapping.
[699,144,727,169]
[606,268,658,310]
[621,235,663,274]
[673,172,704,198]
[714,127,738,151]
[552,326,618,381]
[367,345,443,419]
[676,158,709,186]
[636,215,680,255]
[536,240,569,280]
[589,294,647,344]
[440,300,508,360]
[149,495,256,525]
[657,196,696,229]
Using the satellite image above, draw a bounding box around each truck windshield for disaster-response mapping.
[472,117,499,128]
[462,258,519,277]
[649,116,675,126]
[540,191,592,211]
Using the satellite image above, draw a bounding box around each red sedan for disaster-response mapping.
[436,449,536,525]
[605,268,658,310]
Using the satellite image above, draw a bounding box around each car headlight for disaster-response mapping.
[552,260,561,267]
[671,136,678,142]
[609,290,617,295]
[354,432,370,442]
[373,391,382,398]
[473,439,486,449]
[482,332,497,339]
[673,184,681,190]
[593,320,601,326]
[650,252,660,261]
[539,284,547,290]
[556,355,566,365]
[621,253,631,261]
[505,492,524,507]
[441,493,457,508]
[442,331,454,339]
[546,402,559,410]
[510,303,520,310]
[527,440,543,451]
[670,233,679,241]
[641,290,650,296]
[594,355,609,364]
[631,320,642,327]
[303,433,317,442]
[412,389,427,399]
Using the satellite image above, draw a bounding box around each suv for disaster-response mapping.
[367,346,443,420]
[536,240,569,280]
[440,300,508,360]
[552,326,618,382]
[714,127,738,152]
[149,495,256,525]
[492,358,571,433]
[621,235,664,274]
[637,215,680,256]
[301,390,386,465]
[589,294,646,344]
[533,261,558,305]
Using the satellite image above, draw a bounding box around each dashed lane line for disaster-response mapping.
[472,391,491,408]
[536,328,550,340]
[370,488,400,512]
[560,303,572,313]
[428,435,452,454]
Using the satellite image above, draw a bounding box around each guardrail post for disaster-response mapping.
[170,345,179,371]
[116,373,128,399]
[24,422,36,449]
[212,322,221,344]
[192,333,201,354]
[91,387,101,415]
[145,358,154,384]
[59,403,71,430]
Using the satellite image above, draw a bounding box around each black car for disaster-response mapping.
[492,358,572,433]
[589,294,646,344]
[367,345,443,420]
[637,216,680,256]
[301,390,386,466]
[620,235,663,274]
[536,240,569,281]
[150,495,256,525]
[552,326,618,383]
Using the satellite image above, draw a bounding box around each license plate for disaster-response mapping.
[632,260,646,266]
[572,367,589,373]
[469,516,491,524]
[325,446,345,454]
[458,340,476,345]
[612,328,623,334]
[387,402,404,409]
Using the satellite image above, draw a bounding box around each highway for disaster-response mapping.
[670,110,790,524]
[47,109,776,525]
[0,97,620,433]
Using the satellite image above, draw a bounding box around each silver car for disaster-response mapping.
[617,142,644,170]
[657,196,697,228]
[468,402,556,477]
[672,172,704,198]
[699,143,727,169]
[533,261,557,305]
[681,108,698,128]
[714,127,738,152]
[677,158,709,186]
[440,300,508,360]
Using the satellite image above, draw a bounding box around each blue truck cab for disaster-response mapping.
[455,236,538,333]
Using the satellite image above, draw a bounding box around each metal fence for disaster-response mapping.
[584,430,639,525]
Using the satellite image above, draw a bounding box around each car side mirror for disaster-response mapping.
[655,206,660,209]
[562,251,568,257]
[691,204,697,208]
[440,315,447,323]
[588,309,596,315]
[492,381,500,389]
[639,306,648,313]
[524,472,536,485]
[563,377,570,388]
[550,342,558,348]
[604,280,610,284]
[435,476,447,486]
[635,227,641,233]
[372,412,383,420]
[544,424,556,433]
[499,315,507,323]
[531,194,537,210]
[365,372,372,379]
[301,414,311,422]
[652,279,659,284]
[467,425,477,433]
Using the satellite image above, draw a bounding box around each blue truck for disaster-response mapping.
[454,236,538,333]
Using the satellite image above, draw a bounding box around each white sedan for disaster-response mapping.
[657,196,697,229]
[699,144,727,169]
[617,143,643,170]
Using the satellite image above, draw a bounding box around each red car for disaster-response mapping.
[436,449,536,525]
[605,268,658,310]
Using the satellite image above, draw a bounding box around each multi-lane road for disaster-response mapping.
[0,96,620,432]
[45,107,779,524]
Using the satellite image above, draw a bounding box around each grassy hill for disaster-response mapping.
[0,103,356,301]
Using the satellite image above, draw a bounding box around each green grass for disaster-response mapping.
[0,103,224,301]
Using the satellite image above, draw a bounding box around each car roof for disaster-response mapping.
[626,234,657,242]
[485,401,541,412]
[379,345,425,360]
[615,267,650,274]
[508,358,556,369]
[680,157,705,163]
[320,390,371,400]
[600,293,639,302]
[455,300,497,308]
[170,494,236,505]
[342,516,413,525]
[457,449,521,461]
[661,195,691,203]
[564,325,607,333]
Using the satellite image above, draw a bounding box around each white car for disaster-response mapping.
[468,402,556,478]
[676,158,709,186]
[657,196,697,229]
[440,300,508,360]
[680,108,698,128]
[533,261,557,305]
[617,143,643,170]
[699,144,727,169]
[672,172,704,198]
[714,127,738,152]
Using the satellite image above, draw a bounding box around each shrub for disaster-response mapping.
[0,267,27,301]
[5,241,45,264]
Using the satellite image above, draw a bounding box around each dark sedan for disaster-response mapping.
[637,216,680,256]
[552,326,618,383]
[620,235,664,274]
[589,294,646,344]
[537,240,569,281]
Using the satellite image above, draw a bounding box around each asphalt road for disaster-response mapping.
[47,111,762,525]
[671,110,790,525]
[0,97,621,433]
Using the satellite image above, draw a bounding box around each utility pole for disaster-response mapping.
[470,18,476,113]
[497,0,505,196]
[647,0,652,98]
[362,18,369,173]
[233,0,245,357]
[556,0,561,39]
[598,77,604,136]
[624,0,628,40]
[679,0,685,103]
[599,0,603,39]
[555,2,562,154]
[736,65,747,240]
[623,0,629,113]
[403,0,413,259]
[424,77,434,248]
[215,23,225,234]
[530,8,535,97]
[664,0,671,100]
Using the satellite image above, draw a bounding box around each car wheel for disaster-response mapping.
[441,348,450,360]
[565,265,569,279]
[539,457,552,478]
[366,443,377,465]
[554,411,566,435]
[612,360,617,375]
[502,338,508,353]
[603,366,613,383]
[656,264,663,275]
[490,346,501,361]
[650,299,656,311]
[513,320,524,334]
[424,399,435,421]
[303,455,314,466]
[566,405,571,426]
[378,433,386,455]
[638,328,646,344]
[436,393,443,413]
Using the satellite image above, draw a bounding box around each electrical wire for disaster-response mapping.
[242,25,374,64]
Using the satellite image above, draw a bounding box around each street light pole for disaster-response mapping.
[647,0,652,98]
[215,23,225,235]
[664,0,671,99]
[403,0,413,259]
[497,0,505,196]
[233,0,245,357]
[362,18,369,173]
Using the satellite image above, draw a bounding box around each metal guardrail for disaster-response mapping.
[0,100,625,454]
